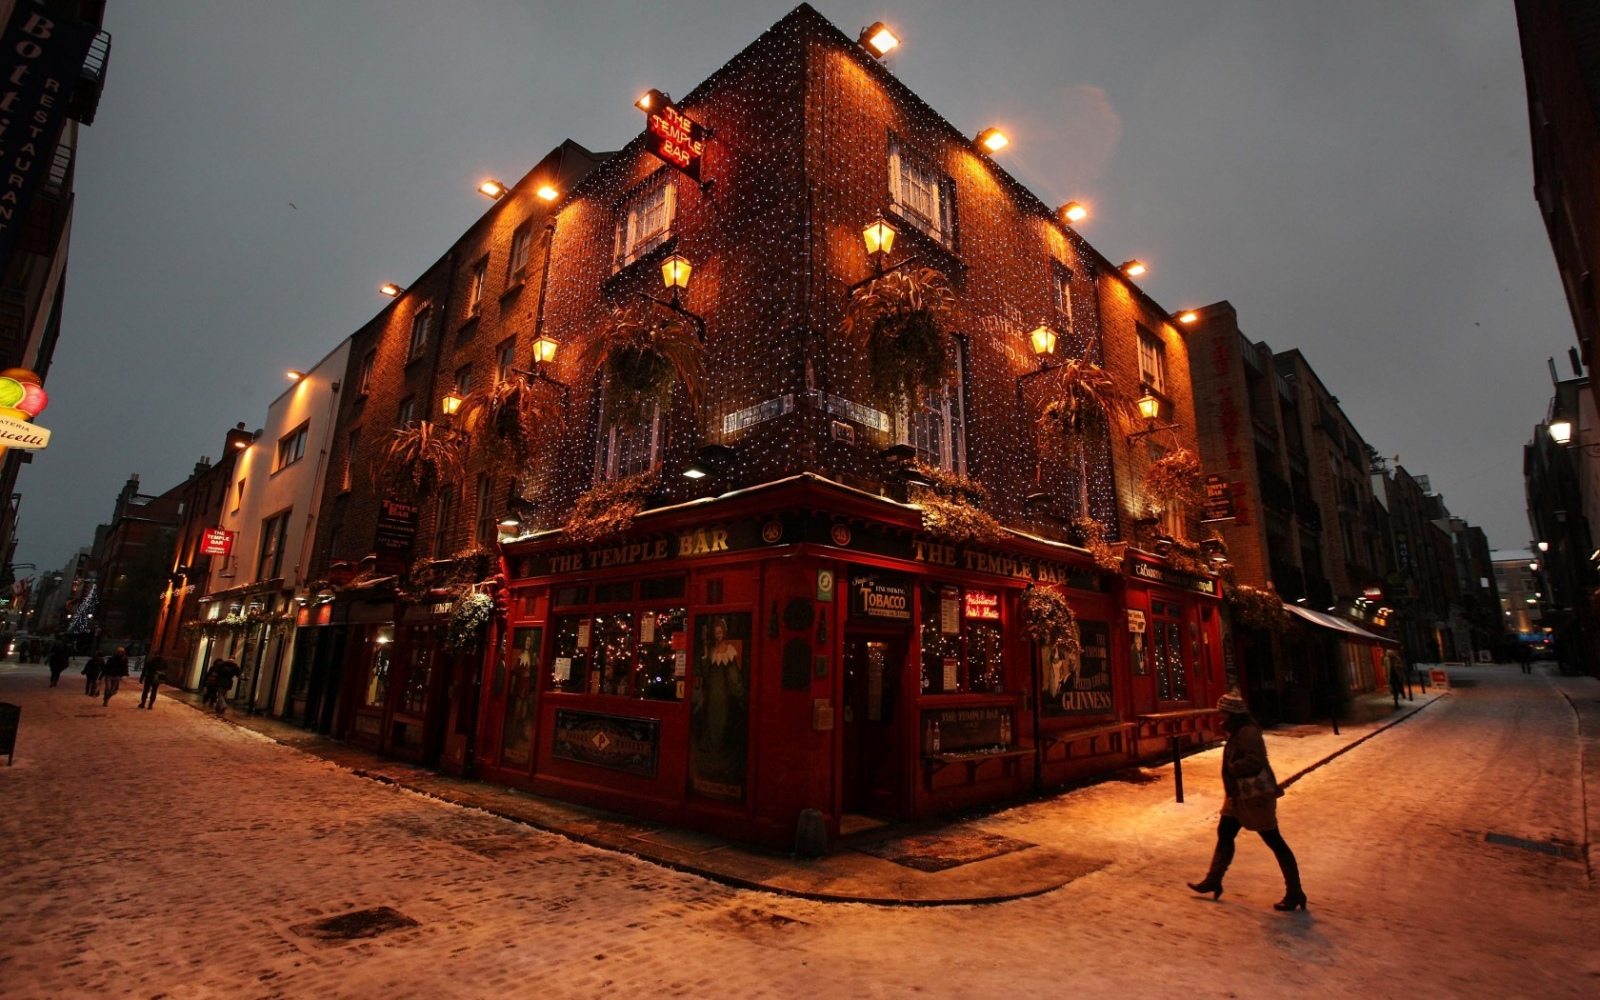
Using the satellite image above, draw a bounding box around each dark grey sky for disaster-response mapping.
[16,0,1572,572]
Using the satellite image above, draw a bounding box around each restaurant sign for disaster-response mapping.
[375,497,420,552]
[963,588,1000,620]
[1201,474,1236,523]
[1131,560,1217,595]
[552,710,660,777]
[198,528,235,557]
[849,571,911,621]
[644,97,707,182]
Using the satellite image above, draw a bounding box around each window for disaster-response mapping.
[363,637,391,708]
[357,351,375,395]
[397,396,416,427]
[454,364,474,397]
[613,173,677,270]
[275,422,308,471]
[495,338,517,384]
[1052,261,1074,327]
[1150,600,1190,703]
[408,306,432,362]
[547,581,688,702]
[889,137,956,247]
[474,473,496,546]
[466,257,487,317]
[508,223,533,283]
[1138,326,1167,395]
[920,584,1003,694]
[597,400,662,480]
[433,483,456,557]
[894,354,966,473]
[342,429,360,493]
[257,509,291,581]
[233,477,245,513]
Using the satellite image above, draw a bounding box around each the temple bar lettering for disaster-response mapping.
[645,100,707,182]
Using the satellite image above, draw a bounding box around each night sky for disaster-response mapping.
[13,0,1573,573]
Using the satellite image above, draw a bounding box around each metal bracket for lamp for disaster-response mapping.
[637,290,707,343]
[508,365,571,409]
[1127,420,1181,440]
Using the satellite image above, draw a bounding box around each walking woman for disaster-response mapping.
[1186,691,1307,911]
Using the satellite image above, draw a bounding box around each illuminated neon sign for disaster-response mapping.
[645,100,707,182]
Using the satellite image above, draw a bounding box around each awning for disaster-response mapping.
[1284,604,1399,647]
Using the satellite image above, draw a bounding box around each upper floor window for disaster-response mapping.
[397,396,416,427]
[466,256,487,317]
[474,474,496,547]
[233,477,245,513]
[275,423,309,471]
[889,137,956,248]
[433,484,456,557]
[454,364,474,396]
[1138,326,1166,395]
[495,338,517,384]
[408,306,432,362]
[596,401,662,481]
[342,429,360,493]
[1052,261,1074,327]
[257,509,291,582]
[357,350,375,396]
[614,172,676,270]
[508,223,534,284]
[894,354,966,474]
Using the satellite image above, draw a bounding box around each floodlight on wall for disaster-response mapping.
[635,89,670,112]
[477,179,508,200]
[379,282,404,297]
[976,127,1009,153]
[1177,310,1199,324]
[860,22,899,56]
[1537,541,1549,552]
[1120,259,1147,278]
[536,184,560,202]
[286,370,305,382]
[1060,201,1088,224]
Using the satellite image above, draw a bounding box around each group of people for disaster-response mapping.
[69,647,169,708]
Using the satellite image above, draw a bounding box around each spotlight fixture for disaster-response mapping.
[477,179,508,200]
[285,370,305,382]
[1060,201,1088,224]
[379,282,404,297]
[976,127,1009,153]
[1176,310,1199,324]
[635,89,671,112]
[860,22,899,57]
[1120,259,1147,278]
[536,184,559,202]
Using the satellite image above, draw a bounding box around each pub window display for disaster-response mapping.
[548,603,687,702]
[919,584,1004,695]
[1042,620,1113,717]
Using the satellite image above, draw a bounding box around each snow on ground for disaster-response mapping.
[0,660,1595,998]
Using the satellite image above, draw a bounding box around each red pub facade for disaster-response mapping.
[305,4,1228,850]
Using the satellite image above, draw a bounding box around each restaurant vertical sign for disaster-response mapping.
[0,1,96,261]
[374,497,419,573]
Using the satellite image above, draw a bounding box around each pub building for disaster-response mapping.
[302,4,1229,850]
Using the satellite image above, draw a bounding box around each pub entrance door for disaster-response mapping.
[841,633,905,820]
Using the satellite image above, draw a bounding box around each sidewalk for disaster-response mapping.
[170,682,1451,906]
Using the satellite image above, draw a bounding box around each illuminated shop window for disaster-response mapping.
[614,172,677,270]
[550,605,686,702]
[1150,600,1189,702]
[888,136,956,248]
[920,583,1003,694]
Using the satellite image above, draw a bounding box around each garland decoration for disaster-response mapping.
[841,266,955,407]
[565,470,660,544]
[446,591,495,651]
[1071,515,1125,572]
[1021,584,1082,656]
[906,463,1003,544]
[1226,583,1291,633]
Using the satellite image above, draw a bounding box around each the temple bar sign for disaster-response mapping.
[199,528,235,557]
[645,99,707,182]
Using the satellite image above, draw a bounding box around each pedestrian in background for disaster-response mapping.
[1187,691,1307,912]
[1387,651,1406,708]
[202,658,224,709]
[47,643,69,687]
[137,653,166,709]
[1517,644,1532,675]
[82,652,104,696]
[101,647,130,706]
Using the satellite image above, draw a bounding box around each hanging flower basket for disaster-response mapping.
[1036,358,1138,519]
[907,463,1003,544]
[1226,583,1291,633]
[461,375,560,465]
[446,591,495,651]
[1071,516,1124,572]
[582,301,702,429]
[565,470,660,544]
[1144,447,1205,512]
[842,267,955,407]
[1021,585,1081,656]
[376,420,466,497]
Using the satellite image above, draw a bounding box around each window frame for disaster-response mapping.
[433,482,456,557]
[397,396,416,428]
[357,350,375,396]
[474,473,496,547]
[407,306,433,363]
[274,422,309,472]
[495,338,517,384]
[1137,326,1167,396]
[613,171,678,271]
[893,350,966,474]
[1052,261,1074,329]
[466,256,488,318]
[595,398,663,481]
[256,508,292,582]
[342,428,360,493]
[508,223,533,284]
[888,135,957,248]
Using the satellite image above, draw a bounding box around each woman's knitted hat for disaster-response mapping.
[1216,690,1249,714]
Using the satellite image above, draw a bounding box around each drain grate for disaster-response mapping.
[292,907,418,942]
[1484,832,1581,860]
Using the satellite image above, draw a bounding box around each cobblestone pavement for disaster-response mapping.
[1,660,1596,998]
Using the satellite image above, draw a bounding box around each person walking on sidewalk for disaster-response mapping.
[137,653,166,709]
[1186,691,1307,912]
[82,652,104,697]
[1386,651,1407,708]
[208,658,241,715]
[47,643,69,687]
[101,647,131,706]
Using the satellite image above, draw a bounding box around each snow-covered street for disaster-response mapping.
[1,661,1596,998]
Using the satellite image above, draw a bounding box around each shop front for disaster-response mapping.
[481,476,1225,849]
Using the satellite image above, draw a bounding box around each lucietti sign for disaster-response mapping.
[0,413,48,449]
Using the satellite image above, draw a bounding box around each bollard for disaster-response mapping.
[1171,736,1184,803]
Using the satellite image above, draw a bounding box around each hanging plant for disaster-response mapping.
[1071,515,1124,573]
[376,420,466,497]
[1021,585,1082,656]
[582,301,702,429]
[1226,583,1291,633]
[565,470,659,544]
[461,374,560,465]
[1144,446,1205,513]
[214,613,249,634]
[1036,358,1139,519]
[906,463,1003,544]
[1164,537,1209,576]
[446,591,495,651]
[841,266,955,407]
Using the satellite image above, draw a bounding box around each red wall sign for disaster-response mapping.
[199,528,235,556]
[963,589,1001,620]
[646,100,707,181]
